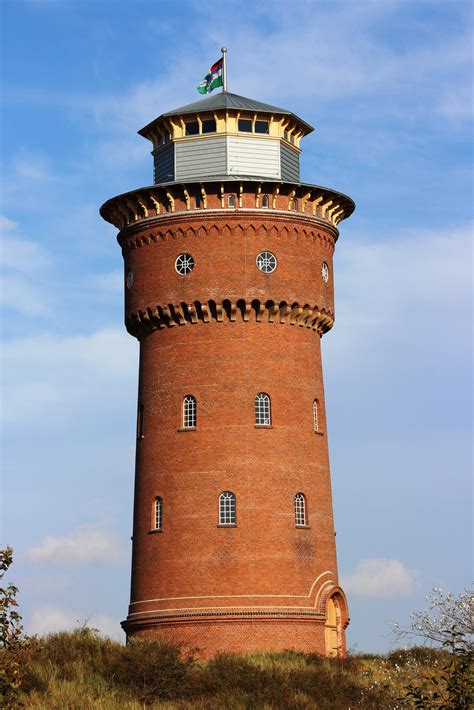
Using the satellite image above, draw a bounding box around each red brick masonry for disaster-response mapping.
[105,185,350,656]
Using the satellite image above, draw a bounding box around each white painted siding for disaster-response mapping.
[227,137,281,178]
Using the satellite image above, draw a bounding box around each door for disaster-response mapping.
[324,596,339,656]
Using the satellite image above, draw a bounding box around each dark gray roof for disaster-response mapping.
[139,91,314,136]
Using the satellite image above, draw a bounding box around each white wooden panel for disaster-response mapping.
[227,137,281,178]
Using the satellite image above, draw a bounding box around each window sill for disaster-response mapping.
[148,529,163,535]
[314,430,325,436]
[296,525,311,530]
[217,524,237,528]
[178,427,197,432]
[254,425,273,429]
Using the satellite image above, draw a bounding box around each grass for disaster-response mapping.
[12,628,452,709]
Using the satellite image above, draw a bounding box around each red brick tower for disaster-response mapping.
[100,89,354,656]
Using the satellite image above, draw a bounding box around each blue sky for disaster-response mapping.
[1,0,472,652]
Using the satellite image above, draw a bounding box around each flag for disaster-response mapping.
[197,58,224,94]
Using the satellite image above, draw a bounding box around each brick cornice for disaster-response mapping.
[126,297,334,339]
[100,180,354,233]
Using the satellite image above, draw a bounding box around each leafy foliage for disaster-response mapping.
[0,547,28,708]
[391,586,473,648]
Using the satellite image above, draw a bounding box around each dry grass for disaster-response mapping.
[13,628,451,709]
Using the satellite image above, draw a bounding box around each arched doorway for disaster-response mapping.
[324,595,341,656]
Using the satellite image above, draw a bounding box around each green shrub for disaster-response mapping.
[107,637,195,704]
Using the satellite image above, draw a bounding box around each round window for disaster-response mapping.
[256,251,277,273]
[321,262,329,283]
[126,266,134,289]
[175,253,195,275]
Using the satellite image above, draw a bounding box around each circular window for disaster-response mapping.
[256,251,277,273]
[321,262,329,283]
[175,253,195,275]
[126,266,134,289]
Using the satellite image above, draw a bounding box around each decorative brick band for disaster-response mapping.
[122,608,326,633]
[118,212,337,253]
[127,297,334,337]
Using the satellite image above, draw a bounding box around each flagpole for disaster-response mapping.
[221,47,228,92]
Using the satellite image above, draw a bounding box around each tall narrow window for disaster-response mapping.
[154,496,163,530]
[255,392,271,426]
[294,493,307,527]
[219,491,236,525]
[137,403,144,440]
[313,399,319,432]
[261,195,269,208]
[195,195,202,209]
[293,198,299,211]
[183,395,196,429]
[228,194,236,208]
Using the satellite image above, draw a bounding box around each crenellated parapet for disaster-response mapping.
[100,180,354,232]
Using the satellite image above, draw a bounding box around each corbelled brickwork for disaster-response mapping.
[102,166,353,656]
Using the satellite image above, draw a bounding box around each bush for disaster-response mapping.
[108,637,195,703]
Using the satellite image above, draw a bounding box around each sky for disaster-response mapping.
[1,0,472,653]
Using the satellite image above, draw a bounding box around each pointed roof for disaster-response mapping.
[138,91,314,137]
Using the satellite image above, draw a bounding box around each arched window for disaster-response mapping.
[313,399,319,432]
[293,198,299,211]
[219,491,236,525]
[183,395,196,429]
[228,194,236,208]
[195,195,202,209]
[154,496,163,530]
[294,493,307,527]
[261,194,269,208]
[255,392,271,426]
[137,403,144,439]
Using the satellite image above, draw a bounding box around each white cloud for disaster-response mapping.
[342,559,418,598]
[0,213,53,315]
[91,270,123,295]
[0,273,50,316]
[326,223,472,374]
[1,327,137,427]
[28,607,123,641]
[25,523,123,565]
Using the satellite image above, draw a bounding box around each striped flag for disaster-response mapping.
[197,58,224,94]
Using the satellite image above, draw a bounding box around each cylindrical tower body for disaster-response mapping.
[101,92,354,656]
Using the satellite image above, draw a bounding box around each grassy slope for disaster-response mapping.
[17,629,449,709]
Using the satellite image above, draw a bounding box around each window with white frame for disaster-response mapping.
[228,194,236,208]
[261,194,269,208]
[154,496,163,530]
[219,491,236,525]
[313,399,319,432]
[294,493,307,526]
[137,403,144,439]
[175,253,195,275]
[256,251,277,273]
[255,392,271,426]
[183,395,196,428]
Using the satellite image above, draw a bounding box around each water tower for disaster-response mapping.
[100,68,354,656]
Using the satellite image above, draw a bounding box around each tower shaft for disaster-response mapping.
[100,90,354,656]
